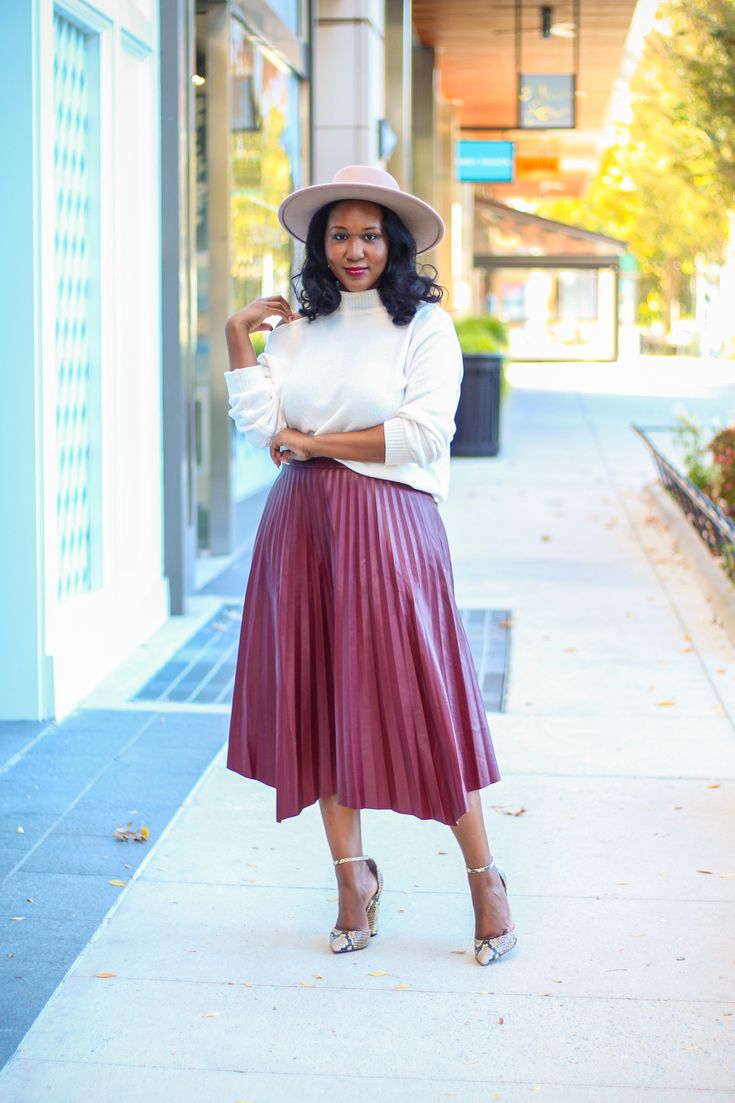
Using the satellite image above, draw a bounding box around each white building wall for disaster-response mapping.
[0,0,167,720]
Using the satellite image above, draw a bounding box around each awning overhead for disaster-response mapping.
[413,0,641,198]
[474,197,627,266]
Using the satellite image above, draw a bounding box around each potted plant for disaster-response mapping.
[451,315,509,457]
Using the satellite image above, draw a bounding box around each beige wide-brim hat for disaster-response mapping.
[277,164,445,255]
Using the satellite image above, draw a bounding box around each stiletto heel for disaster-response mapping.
[466,857,517,965]
[329,855,383,954]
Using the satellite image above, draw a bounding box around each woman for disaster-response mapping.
[224,165,516,964]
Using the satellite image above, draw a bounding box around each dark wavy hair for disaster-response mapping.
[291,200,445,326]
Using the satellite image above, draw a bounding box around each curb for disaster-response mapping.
[645,480,735,646]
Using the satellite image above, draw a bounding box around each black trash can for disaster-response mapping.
[451,353,503,457]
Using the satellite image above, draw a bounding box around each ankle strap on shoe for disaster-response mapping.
[466,858,496,874]
[333,854,370,865]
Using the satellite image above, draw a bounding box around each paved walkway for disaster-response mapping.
[2,360,734,1101]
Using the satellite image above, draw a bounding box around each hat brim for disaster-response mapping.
[277,182,445,255]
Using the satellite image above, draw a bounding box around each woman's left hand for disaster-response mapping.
[269,428,316,467]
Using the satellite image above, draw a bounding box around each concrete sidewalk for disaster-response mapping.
[2,361,734,1101]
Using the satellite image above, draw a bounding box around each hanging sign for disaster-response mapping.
[455,140,515,183]
[518,74,576,129]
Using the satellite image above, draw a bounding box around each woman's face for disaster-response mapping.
[324,200,389,291]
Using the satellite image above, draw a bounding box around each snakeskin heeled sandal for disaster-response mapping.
[467,857,517,965]
[329,855,384,954]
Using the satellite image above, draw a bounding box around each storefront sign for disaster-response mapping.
[456,140,515,183]
[516,154,560,178]
[518,74,575,129]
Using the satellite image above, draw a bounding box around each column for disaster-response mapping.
[384,0,411,187]
[313,0,385,180]
[160,0,197,611]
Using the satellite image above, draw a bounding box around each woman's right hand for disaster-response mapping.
[226,295,299,338]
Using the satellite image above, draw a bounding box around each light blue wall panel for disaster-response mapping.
[53,12,100,602]
[0,3,51,717]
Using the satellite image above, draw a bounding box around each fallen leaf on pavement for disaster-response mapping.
[707,783,721,789]
[95,972,116,978]
[394,982,411,990]
[115,822,149,843]
[656,701,675,707]
[107,880,126,887]
[203,1011,221,1018]
[491,804,527,816]
[368,970,387,977]
[696,869,713,875]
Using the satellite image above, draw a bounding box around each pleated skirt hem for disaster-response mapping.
[225,760,500,827]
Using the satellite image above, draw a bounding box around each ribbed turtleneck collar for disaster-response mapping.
[335,286,384,313]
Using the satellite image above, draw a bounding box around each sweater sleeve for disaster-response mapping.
[224,351,285,449]
[383,308,463,467]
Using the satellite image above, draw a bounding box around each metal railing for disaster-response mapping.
[632,423,735,582]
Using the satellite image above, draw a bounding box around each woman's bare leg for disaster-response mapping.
[450,790,514,939]
[319,795,378,931]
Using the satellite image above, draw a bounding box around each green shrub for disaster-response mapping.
[453,315,509,355]
[453,315,509,399]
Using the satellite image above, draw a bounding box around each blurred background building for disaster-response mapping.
[1,0,648,720]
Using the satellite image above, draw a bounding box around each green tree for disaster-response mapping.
[659,0,735,196]
[535,0,731,327]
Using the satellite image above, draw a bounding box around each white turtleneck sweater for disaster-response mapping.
[224,286,463,503]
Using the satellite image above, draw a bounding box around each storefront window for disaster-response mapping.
[193,4,307,552]
[230,17,300,310]
[485,266,616,360]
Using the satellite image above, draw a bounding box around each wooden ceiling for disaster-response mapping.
[412,0,639,198]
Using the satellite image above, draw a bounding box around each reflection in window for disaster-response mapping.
[230,20,297,308]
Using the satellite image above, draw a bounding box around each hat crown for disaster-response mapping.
[329,164,400,192]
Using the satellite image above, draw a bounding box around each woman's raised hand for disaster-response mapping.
[226,295,300,337]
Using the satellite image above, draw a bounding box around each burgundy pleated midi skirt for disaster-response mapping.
[226,457,501,826]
